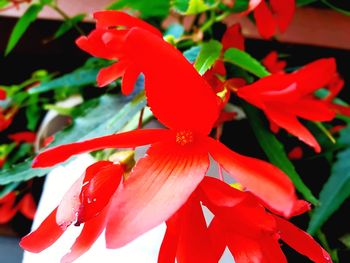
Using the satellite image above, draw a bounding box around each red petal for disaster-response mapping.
[290,200,311,217]
[222,24,245,51]
[227,234,263,263]
[158,214,179,263]
[105,141,209,248]
[262,51,286,74]
[199,176,246,208]
[0,88,6,100]
[20,208,65,253]
[78,162,124,223]
[253,1,276,39]
[8,131,36,144]
[125,28,220,134]
[205,137,296,217]
[32,129,172,168]
[175,197,216,263]
[264,105,321,152]
[121,66,141,95]
[76,29,124,60]
[97,60,127,87]
[295,58,337,95]
[259,234,288,263]
[274,216,332,263]
[93,11,162,37]
[18,193,37,219]
[288,146,303,160]
[270,0,295,33]
[61,207,109,263]
[208,218,227,261]
[290,98,335,121]
[0,207,17,224]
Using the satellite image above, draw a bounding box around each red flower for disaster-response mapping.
[253,0,295,39]
[237,58,337,152]
[0,87,6,100]
[0,105,18,132]
[0,192,36,224]
[20,161,124,262]
[8,131,36,144]
[30,11,298,250]
[161,177,331,263]
[288,146,303,160]
[262,51,287,74]
[76,11,162,93]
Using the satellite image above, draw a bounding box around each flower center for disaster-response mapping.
[176,130,194,146]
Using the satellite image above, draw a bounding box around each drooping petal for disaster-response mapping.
[93,10,162,37]
[264,105,321,152]
[227,233,263,263]
[158,214,180,263]
[270,0,295,33]
[20,208,65,253]
[295,58,337,95]
[96,60,127,87]
[18,193,37,219]
[61,206,109,263]
[121,66,141,95]
[274,216,332,263]
[253,1,276,39]
[259,234,288,263]
[290,98,335,121]
[205,137,296,217]
[124,28,220,134]
[221,24,245,51]
[208,218,227,261]
[32,129,173,168]
[175,196,216,263]
[105,141,209,248]
[78,162,124,224]
[290,200,311,217]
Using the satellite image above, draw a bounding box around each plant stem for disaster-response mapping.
[48,3,85,36]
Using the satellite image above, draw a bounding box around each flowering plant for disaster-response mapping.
[1,0,350,262]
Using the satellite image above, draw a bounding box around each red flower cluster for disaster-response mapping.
[237,58,337,152]
[160,177,330,263]
[0,191,36,224]
[20,11,331,263]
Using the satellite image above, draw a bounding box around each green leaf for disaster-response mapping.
[108,0,170,18]
[3,143,33,169]
[194,40,222,75]
[5,4,43,55]
[0,158,50,185]
[183,46,201,63]
[53,14,86,39]
[28,68,100,94]
[242,102,319,205]
[26,94,40,131]
[308,125,350,234]
[231,0,250,12]
[224,48,270,78]
[173,0,215,14]
[0,182,21,199]
[0,93,146,185]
